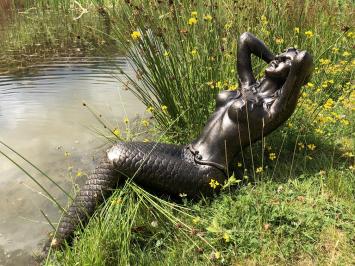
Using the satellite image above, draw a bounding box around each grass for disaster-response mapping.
[0,0,121,73]
[0,0,353,265]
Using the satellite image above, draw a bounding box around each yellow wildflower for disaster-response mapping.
[343,152,354,158]
[331,47,339,54]
[324,98,334,109]
[64,151,71,157]
[298,142,305,150]
[146,106,154,113]
[192,216,201,224]
[304,31,314,38]
[141,120,149,127]
[319,58,331,65]
[113,128,121,136]
[223,232,231,242]
[191,11,197,17]
[203,14,212,21]
[209,179,220,189]
[315,128,324,135]
[161,105,168,113]
[207,81,215,89]
[214,251,221,259]
[294,27,300,34]
[339,60,347,65]
[112,198,122,205]
[237,162,242,168]
[346,31,354,38]
[228,84,238,90]
[261,15,268,26]
[340,119,349,126]
[256,167,263,173]
[76,170,83,177]
[275,37,284,45]
[188,17,197,25]
[163,51,170,57]
[307,144,316,151]
[342,51,351,57]
[306,82,314,88]
[269,153,276,161]
[131,31,141,40]
[191,49,198,57]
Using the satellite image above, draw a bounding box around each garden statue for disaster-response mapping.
[44,32,313,253]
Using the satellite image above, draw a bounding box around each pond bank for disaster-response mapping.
[0,3,119,74]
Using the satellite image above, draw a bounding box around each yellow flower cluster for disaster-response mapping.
[319,58,331,65]
[190,49,198,57]
[146,106,154,113]
[304,30,314,38]
[203,14,212,21]
[307,144,316,151]
[275,37,284,45]
[269,153,276,161]
[188,17,197,25]
[113,128,121,136]
[131,31,141,40]
[256,167,263,173]
[141,119,149,127]
[261,15,268,26]
[161,105,168,113]
[323,98,334,109]
[209,179,220,189]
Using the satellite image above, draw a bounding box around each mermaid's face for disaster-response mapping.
[265,49,298,79]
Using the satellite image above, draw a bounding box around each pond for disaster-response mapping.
[0,56,144,264]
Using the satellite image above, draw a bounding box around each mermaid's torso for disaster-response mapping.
[191,82,279,167]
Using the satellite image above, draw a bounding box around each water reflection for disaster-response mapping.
[0,56,144,263]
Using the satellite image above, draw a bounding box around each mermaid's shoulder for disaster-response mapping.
[216,90,242,108]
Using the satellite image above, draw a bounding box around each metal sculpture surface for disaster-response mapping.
[44,32,313,253]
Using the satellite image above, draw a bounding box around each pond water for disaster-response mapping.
[0,56,145,265]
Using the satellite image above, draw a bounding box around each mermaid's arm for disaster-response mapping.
[265,51,313,129]
[237,32,274,87]
[270,51,313,114]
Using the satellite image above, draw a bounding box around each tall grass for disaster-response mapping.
[0,0,121,73]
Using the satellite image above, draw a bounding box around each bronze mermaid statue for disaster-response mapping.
[44,32,313,253]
